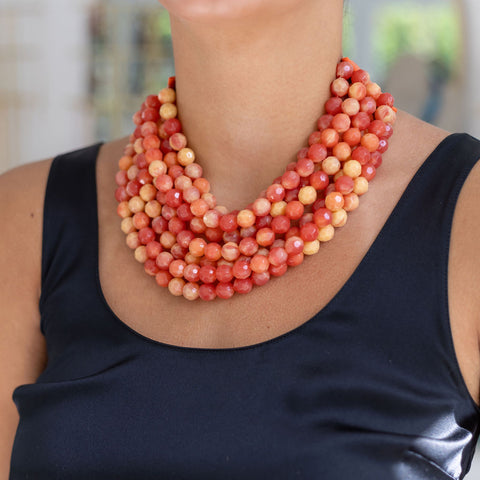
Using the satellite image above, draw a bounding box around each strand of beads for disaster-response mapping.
[114,57,397,301]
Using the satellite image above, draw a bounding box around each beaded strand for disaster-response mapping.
[114,57,397,301]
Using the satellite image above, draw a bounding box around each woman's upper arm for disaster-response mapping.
[0,158,52,479]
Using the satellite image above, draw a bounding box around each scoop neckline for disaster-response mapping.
[93,133,459,353]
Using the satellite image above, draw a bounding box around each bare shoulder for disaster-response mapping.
[0,156,53,474]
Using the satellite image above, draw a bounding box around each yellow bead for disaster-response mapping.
[318,224,335,242]
[322,156,341,175]
[148,160,167,177]
[158,87,176,104]
[139,184,157,202]
[145,200,162,218]
[128,196,145,214]
[160,103,177,120]
[303,240,320,255]
[134,246,148,263]
[168,277,185,296]
[177,148,195,166]
[298,186,317,205]
[353,176,369,195]
[270,201,287,217]
[237,209,256,228]
[331,208,348,227]
[117,201,132,219]
[134,138,145,154]
[344,160,362,178]
[120,217,135,234]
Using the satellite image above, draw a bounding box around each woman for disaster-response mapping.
[2,0,480,478]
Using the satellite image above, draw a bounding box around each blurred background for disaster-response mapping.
[1,0,480,172]
[1,0,479,476]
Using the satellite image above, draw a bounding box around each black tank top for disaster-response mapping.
[9,133,480,479]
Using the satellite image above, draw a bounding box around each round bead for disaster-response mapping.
[177,148,195,166]
[298,186,317,205]
[183,282,200,301]
[318,224,335,242]
[237,209,256,228]
[303,240,320,255]
[168,277,185,296]
[325,192,345,212]
[322,156,341,176]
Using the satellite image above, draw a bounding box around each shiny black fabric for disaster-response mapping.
[9,133,480,479]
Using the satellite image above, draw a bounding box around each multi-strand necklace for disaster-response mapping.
[114,57,396,301]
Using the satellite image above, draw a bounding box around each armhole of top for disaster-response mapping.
[442,137,480,416]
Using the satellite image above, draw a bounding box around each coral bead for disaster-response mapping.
[199,284,217,301]
[325,192,345,212]
[216,282,235,299]
[256,227,275,247]
[232,259,251,279]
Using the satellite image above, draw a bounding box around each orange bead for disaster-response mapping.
[237,209,256,228]
[189,237,207,257]
[325,191,345,212]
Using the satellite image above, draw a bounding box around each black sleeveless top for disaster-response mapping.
[9,133,480,479]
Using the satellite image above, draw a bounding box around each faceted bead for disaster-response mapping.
[252,271,270,286]
[216,282,235,299]
[303,240,320,255]
[285,201,304,220]
[300,222,319,242]
[168,277,185,296]
[199,265,216,283]
[233,278,253,294]
[250,254,270,274]
[232,259,251,279]
[156,270,173,288]
[318,224,335,242]
[325,192,345,212]
[222,242,241,262]
[199,284,217,301]
[183,282,200,301]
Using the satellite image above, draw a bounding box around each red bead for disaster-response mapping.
[216,282,235,299]
[362,163,377,181]
[285,236,304,255]
[285,200,304,220]
[313,208,332,227]
[266,184,285,203]
[232,259,251,279]
[317,114,333,130]
[351,112,371,130]
[336,61,354,79]
[269,263,288,277]
[307,143,328,163]
[199,265,216,283]
[300,222,319,242]
[295,158,315,177]
[351,146,371,165]
[281,170,301,190]
[233,278,253,294]
[325,97,343,115]
[216,264,234,283]
[335,175,354,194]
[138,227,155,245]
[184,263,201,282]
[377,92,394,107]
[252,271,270,286]
[219,213,238,232]
[165,189,183,208]
[351,69,370,85]
[163,118,182,136]
[309,170,329,190]
[271,215,291,234]
[199,284,216,301]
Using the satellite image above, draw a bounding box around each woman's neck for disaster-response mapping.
[168,1,344,209]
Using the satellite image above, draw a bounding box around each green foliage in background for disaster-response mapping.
[373,4,461,78]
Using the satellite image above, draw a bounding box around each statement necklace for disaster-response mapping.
[115,57,397,301]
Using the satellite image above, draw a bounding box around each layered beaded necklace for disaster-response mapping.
[114,57,396,301]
